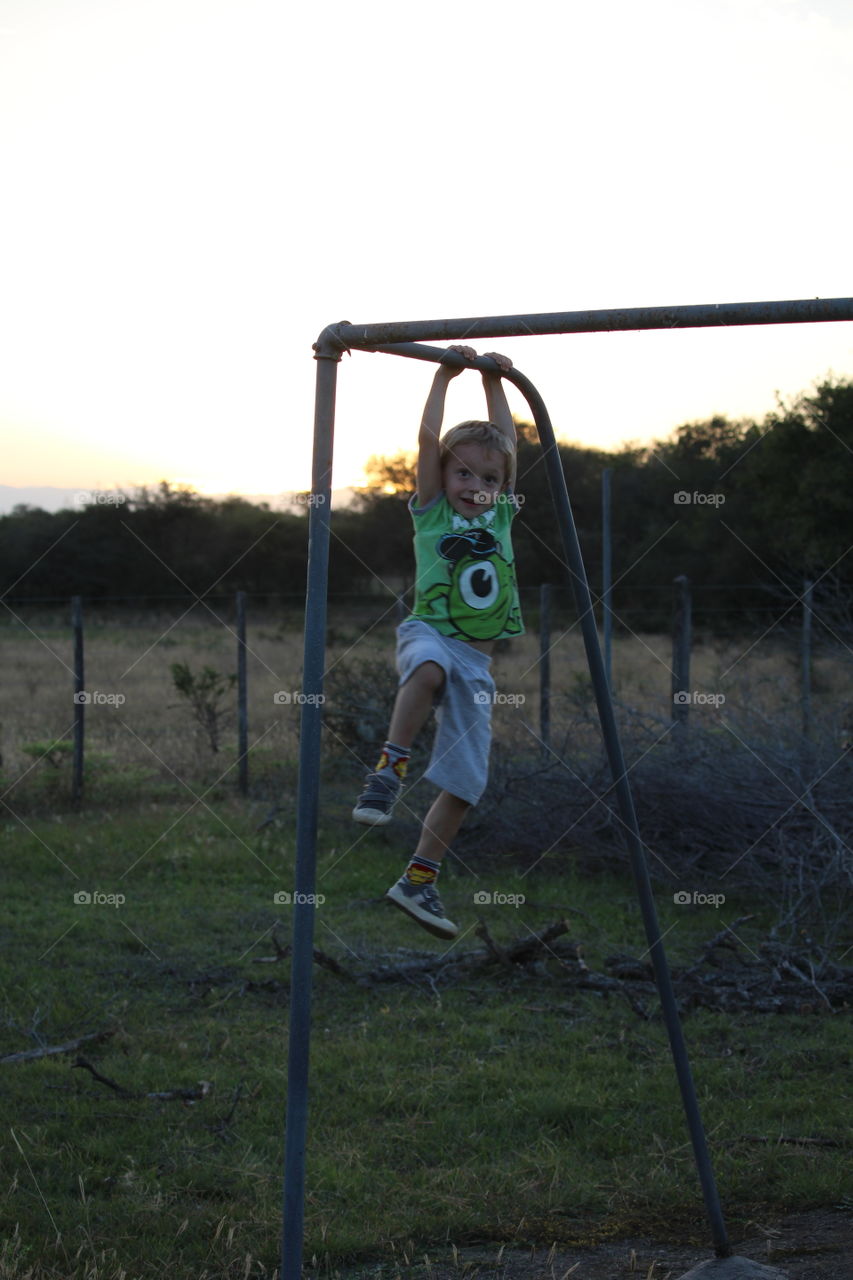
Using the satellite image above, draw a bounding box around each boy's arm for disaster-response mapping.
[416,345,476,506]
[482,353,517,490]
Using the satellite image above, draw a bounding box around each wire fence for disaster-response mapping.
[2,577,849,811]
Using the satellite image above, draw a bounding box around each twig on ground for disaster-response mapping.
[72,1056,213,1104]
[1,1029,115,1065]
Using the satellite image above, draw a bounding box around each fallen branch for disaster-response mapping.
[238,917,853,1016]
[683,916,756,978]
[72,1057,132,1096]
[1,1029,115,1065]
[505,919,570,963]
[254,938,358,982]
[475,920,512,968]
[72,1057,213,1104]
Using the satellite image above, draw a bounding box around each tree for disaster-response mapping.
[735,378,853,579]
[352,452,417,506]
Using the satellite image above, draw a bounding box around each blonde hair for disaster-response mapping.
[439,421,515,481]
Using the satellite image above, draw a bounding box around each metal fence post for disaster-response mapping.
[801,579,814,741]
[602,468,613,689]
[672,575,692,730]
[71,595,84,808]
[236,590,249,797]
[539,583,551,757]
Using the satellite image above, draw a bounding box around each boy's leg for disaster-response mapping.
[385,636,491,939]
[352,662,445,825]
[386,788,470,939]
[387,661,445,748]
[413,790,470,864]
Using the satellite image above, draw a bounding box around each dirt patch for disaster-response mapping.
[400,1209,853,1280]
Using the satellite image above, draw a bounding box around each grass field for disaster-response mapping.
[2,610,851,1277]
[2,796,851,1280]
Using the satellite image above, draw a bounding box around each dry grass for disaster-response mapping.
[1,606,850,811]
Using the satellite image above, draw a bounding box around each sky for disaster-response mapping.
[1,0,852,508]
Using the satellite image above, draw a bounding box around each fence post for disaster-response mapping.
[72,595,84,807]
[236,590,249,796]
[602,468,612,689]
[801,579,814,741]
[671,575,691,729]
[539,583,551,757]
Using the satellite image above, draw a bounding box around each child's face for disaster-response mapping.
[443,443,507,518]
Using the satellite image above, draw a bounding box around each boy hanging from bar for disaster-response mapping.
[352,345,524,938]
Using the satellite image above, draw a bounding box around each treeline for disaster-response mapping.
[2,377,852,631]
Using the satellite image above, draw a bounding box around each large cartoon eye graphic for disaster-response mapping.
[458,561,499,610]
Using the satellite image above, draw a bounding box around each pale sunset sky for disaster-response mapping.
[1,0,852,507]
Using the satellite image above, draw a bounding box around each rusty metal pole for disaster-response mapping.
[281,332,342,1280]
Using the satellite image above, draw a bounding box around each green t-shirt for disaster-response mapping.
[408,492,525,642]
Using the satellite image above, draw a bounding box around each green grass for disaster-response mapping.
[2,799,851,1279]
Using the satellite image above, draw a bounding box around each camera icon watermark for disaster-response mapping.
[672,690,726,708]
[673,491,725,507]
[473,890,525,907]
[273,891,326,906]
[74,490,126,508]
[473,690,526,706]
[273,691,326,706]
[673,890,725,908]
[73,889,126,907]
[73,690,126,706]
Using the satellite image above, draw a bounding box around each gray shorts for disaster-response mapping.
[396,617,496,805]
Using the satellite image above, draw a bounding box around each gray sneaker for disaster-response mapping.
[352,771,402,826]
[386,877,458,940]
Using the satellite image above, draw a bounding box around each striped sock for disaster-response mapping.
[404,856,441,886]
[375,740,410,780]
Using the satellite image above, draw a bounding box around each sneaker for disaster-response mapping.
[352,771,402,826]
[386,877,458,940]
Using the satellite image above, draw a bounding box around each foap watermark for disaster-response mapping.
[74,889,126,908]
[294,492,327,508]
[273,691,326,706]
[74,490,127,508]
[469,491,526,507]
[473,890,525,907]
[673,490,725,507]
[73,690,126,706]
[274,891,325,906]
[672,690,725,708]
[474,690,526,707]
[673,890,726,908]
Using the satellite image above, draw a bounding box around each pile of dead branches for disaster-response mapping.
[257,917,853,1019]
[454,700,853,947]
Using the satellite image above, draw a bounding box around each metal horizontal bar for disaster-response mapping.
[356,342,505,371]
[318,296,853,354]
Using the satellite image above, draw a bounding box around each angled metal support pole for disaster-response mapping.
[357,341,732,1257]
[508,359,731,1255]
[281,327,344,1280]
